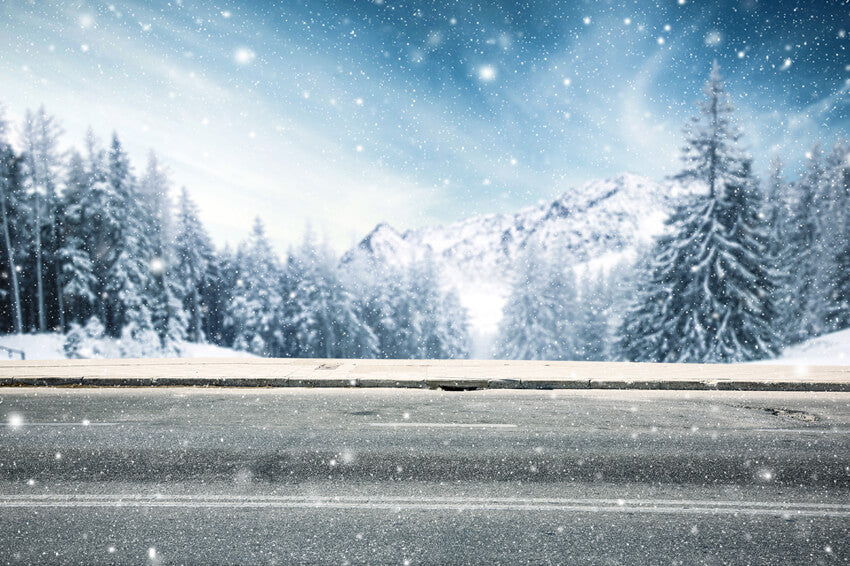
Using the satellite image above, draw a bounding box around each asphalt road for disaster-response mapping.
[0,387,848,565]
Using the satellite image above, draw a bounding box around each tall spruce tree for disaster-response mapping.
[138,153,186,353]
[618,64,780,362]
[762,156,794,344]
[103,133,154,338]
[75,130,114,328]
[58,150,97,325]
[783,144,827,342]
[226,218,283,356]
[824,143,850,329]
[173,187,215,343]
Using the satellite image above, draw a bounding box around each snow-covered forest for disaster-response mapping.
[0,105,469,359]
[1,65,848,362]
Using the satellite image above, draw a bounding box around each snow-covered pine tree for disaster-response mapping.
[823,143,850,330]
[119,302,162,358]
[19,106,64,332]
[68,129,115,331]
[342,261,406,359]
[618,64,780,362]
[759,156,795,344]
[496,246,580,360]
[783,144,827,342]
[677,61,748,200]
[138,153,186,354]
[435,287,470,359]
[226,218,283,356]
[204,245,237,346]
[403,256,470,359]
[63,316,111,359]
[575,270,614,361]
[0,109,24,334]
[57,150,97,326]
[173,187,216,343]
[102,133,154,338]
[282,232,377,358]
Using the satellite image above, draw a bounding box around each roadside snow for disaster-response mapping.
[756,328,850,365]
[180,342,257,359]
[0,333,65,360]
[1,327,848,364]
[0,333,256,360]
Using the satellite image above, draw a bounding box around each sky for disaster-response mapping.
[0,0,848,252]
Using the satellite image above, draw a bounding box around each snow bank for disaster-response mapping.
[756,328,850,365]
[0,333,256,361]
[1,328,848,364]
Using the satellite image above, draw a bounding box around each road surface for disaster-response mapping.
[1,387,848,564]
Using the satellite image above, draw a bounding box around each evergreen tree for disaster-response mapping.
[226,218,283,356]
[138,153,186,353]
[173,187,215,342]
[72,129,114,330]
[58,150,97,325]
[19,106,64,331]
[344,262,407,358]
[206,245,238,346]
[619,65,780,362]
[282,232,377,358]
[0,109,23,333]
[102,133,152,337]
[784,144,827,342]
[496,247,580,360]
[677,61,747,198]
[348,256,470,359]
[824,143,850,329]
[401,256,470,359]
[762,157,794,344]
[575,270,614,361]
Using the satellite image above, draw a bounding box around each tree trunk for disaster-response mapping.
[191,285,202,342]
[51,215,65,332]
[34,193,46,332]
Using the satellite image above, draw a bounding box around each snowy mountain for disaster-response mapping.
[343,173,693,356]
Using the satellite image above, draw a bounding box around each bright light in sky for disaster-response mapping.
[233,47,256,65]
[478,65,496,82]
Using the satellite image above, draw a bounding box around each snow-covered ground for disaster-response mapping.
[755,328,850,365]
[0,333,256,361]
[0,328,847,364]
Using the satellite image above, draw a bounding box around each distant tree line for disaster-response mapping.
[496,63,850,362]
[0,105,469,358]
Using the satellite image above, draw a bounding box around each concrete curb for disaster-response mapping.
[2,359,849,392]
[1,376,850,391]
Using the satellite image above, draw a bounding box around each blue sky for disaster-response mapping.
[1,0,847,251]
